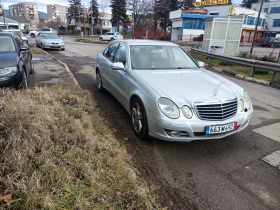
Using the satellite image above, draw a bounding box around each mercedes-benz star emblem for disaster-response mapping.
[213,88,218,96]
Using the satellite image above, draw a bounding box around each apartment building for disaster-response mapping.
[9,2,39,28]
[47,4,69,25]
[252,1,280,38]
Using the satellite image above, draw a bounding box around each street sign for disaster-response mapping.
[195,0,229,7]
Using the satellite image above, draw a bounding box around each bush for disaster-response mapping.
[258,55,276,63]
[254,69,269,75]
[237,51,250,59]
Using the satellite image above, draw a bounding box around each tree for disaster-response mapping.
[67,0,84,27]
[154,0,182,32]
[181,0,194,9]
[241,0,259,8]
[110,0,130,31]
[90,0,99,25]
[128,0,153,29]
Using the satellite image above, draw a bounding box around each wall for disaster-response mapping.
[169,9,182,19]
[172,20,182,28]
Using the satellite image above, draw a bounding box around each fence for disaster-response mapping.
[133,29,170,40]
[191,48,280,81]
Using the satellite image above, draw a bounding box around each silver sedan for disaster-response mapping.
[95,40,253,142]
[36,32,65,50]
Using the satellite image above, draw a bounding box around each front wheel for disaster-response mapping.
[99,37,103,41]
[96,70,105,92]
[131,98,149,139]
[30,33,35,38]
[21,70,28,89]
[29,60,35,74]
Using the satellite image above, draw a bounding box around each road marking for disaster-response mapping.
[261,151,280,170]
[253,123,280,143]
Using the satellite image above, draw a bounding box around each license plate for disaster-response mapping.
[206,122,237,134]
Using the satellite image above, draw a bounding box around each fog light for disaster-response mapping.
[170,131,181,137]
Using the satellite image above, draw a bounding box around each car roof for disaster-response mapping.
[0,32,14,36]
[3,29,21,32]
[118,39,178,46]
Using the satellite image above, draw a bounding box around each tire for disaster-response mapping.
[96,69,105,92]
[99,37,103,41]
[30,33,35,38]
[41,43,44,50]
[61,48,65,51]
[131,97,149,139]
[29,60,35,74]
[20,70,28,89]
[110,38,114,41]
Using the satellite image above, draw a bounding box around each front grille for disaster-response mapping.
[195,99,237,121]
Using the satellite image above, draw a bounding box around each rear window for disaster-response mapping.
[0,36,15,52]
[41,28,51,31]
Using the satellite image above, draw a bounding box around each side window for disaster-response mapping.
[113,43,127,66]
[38,32,41,37]
[15,36,23,49]
[104,43,119,61]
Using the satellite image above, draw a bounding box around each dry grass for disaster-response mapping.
[0,85,159,209]
[30,44,45,55]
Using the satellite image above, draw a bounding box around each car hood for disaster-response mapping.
[42,39,62,42]
[0,52,18,69]
[134,68,243,107]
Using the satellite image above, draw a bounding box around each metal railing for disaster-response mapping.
[191,48,280,80]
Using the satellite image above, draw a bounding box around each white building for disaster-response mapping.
[203,5,268,42]
[47,4,69,25]
[252,1,280,37]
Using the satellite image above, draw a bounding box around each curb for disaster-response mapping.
[42,50,80,87]
[205,63,271,86]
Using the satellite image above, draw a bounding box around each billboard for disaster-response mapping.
[195,0,229,7]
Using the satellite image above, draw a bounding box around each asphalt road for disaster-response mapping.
[45,38,280,210]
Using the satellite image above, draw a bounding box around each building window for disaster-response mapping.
[270,7,280,14]
[183,19,204,30]
[262,19,266,27]
[247,16,255,25]
[273,19,280,27]
[257,18,263,26]
[243,15,247,24]
[210,12,219,15]
[263,8,268,13]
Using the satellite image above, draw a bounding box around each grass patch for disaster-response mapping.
[0,85,160,209]
[30,44,45,55]
[189,51,279,82]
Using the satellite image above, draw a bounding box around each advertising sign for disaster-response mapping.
[195,0,229,7]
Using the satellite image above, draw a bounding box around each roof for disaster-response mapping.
[6,16,30,24]
[181,14,214,19]
[120,39,178,46]
[0,32,14,36]
[0,16,18,24]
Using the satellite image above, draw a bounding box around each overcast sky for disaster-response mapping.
[3,0,242,12]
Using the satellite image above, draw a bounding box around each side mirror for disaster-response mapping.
[20,45,29,51]
[197,61,205,68]
[111,62,125,70]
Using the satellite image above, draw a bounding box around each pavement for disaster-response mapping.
[28,36,280,210]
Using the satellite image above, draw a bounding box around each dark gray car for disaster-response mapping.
[261,37,280,48]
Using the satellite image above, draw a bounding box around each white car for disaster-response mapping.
[3,29,28,43]
[99,32,123,41]
[29,28,56,38]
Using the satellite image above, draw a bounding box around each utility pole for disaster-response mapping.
[250,0,264,55]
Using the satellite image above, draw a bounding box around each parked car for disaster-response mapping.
[0,32,34,89]
[29,28,57,38]
[261,37,280,48]
[36,32,65,51]
[3,29,28,43]
[95,40,253,142]
[99,32,123,41]
[22,29,30,35]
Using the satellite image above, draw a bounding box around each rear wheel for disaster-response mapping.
[131,97,149,139]
[96,69,105,92]
[110,38,114,41]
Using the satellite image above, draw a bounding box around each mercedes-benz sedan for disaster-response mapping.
[95,40,253,142]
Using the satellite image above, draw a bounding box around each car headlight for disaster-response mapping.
[238,99,244,112]
[243,90,252,111]
[182,106,193,119]
[0,67,18,75]
[158,98,180,119]
[60,42,64,45]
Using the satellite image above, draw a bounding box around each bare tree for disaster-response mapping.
[128,0,153,29]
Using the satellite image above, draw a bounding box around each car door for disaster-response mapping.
[99,42,119,93]
[15,35,30,74]
[111,42,129,105]
[102,32,108,40]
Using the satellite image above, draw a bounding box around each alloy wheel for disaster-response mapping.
[132,102,143,133]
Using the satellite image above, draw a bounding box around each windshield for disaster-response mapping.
[130,45,198,70]
[42,33,59,39]
[0,36,15,52]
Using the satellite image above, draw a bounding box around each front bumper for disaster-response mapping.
[42,44,65,50]
[0,73,21,88]
[147,107,253,142]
